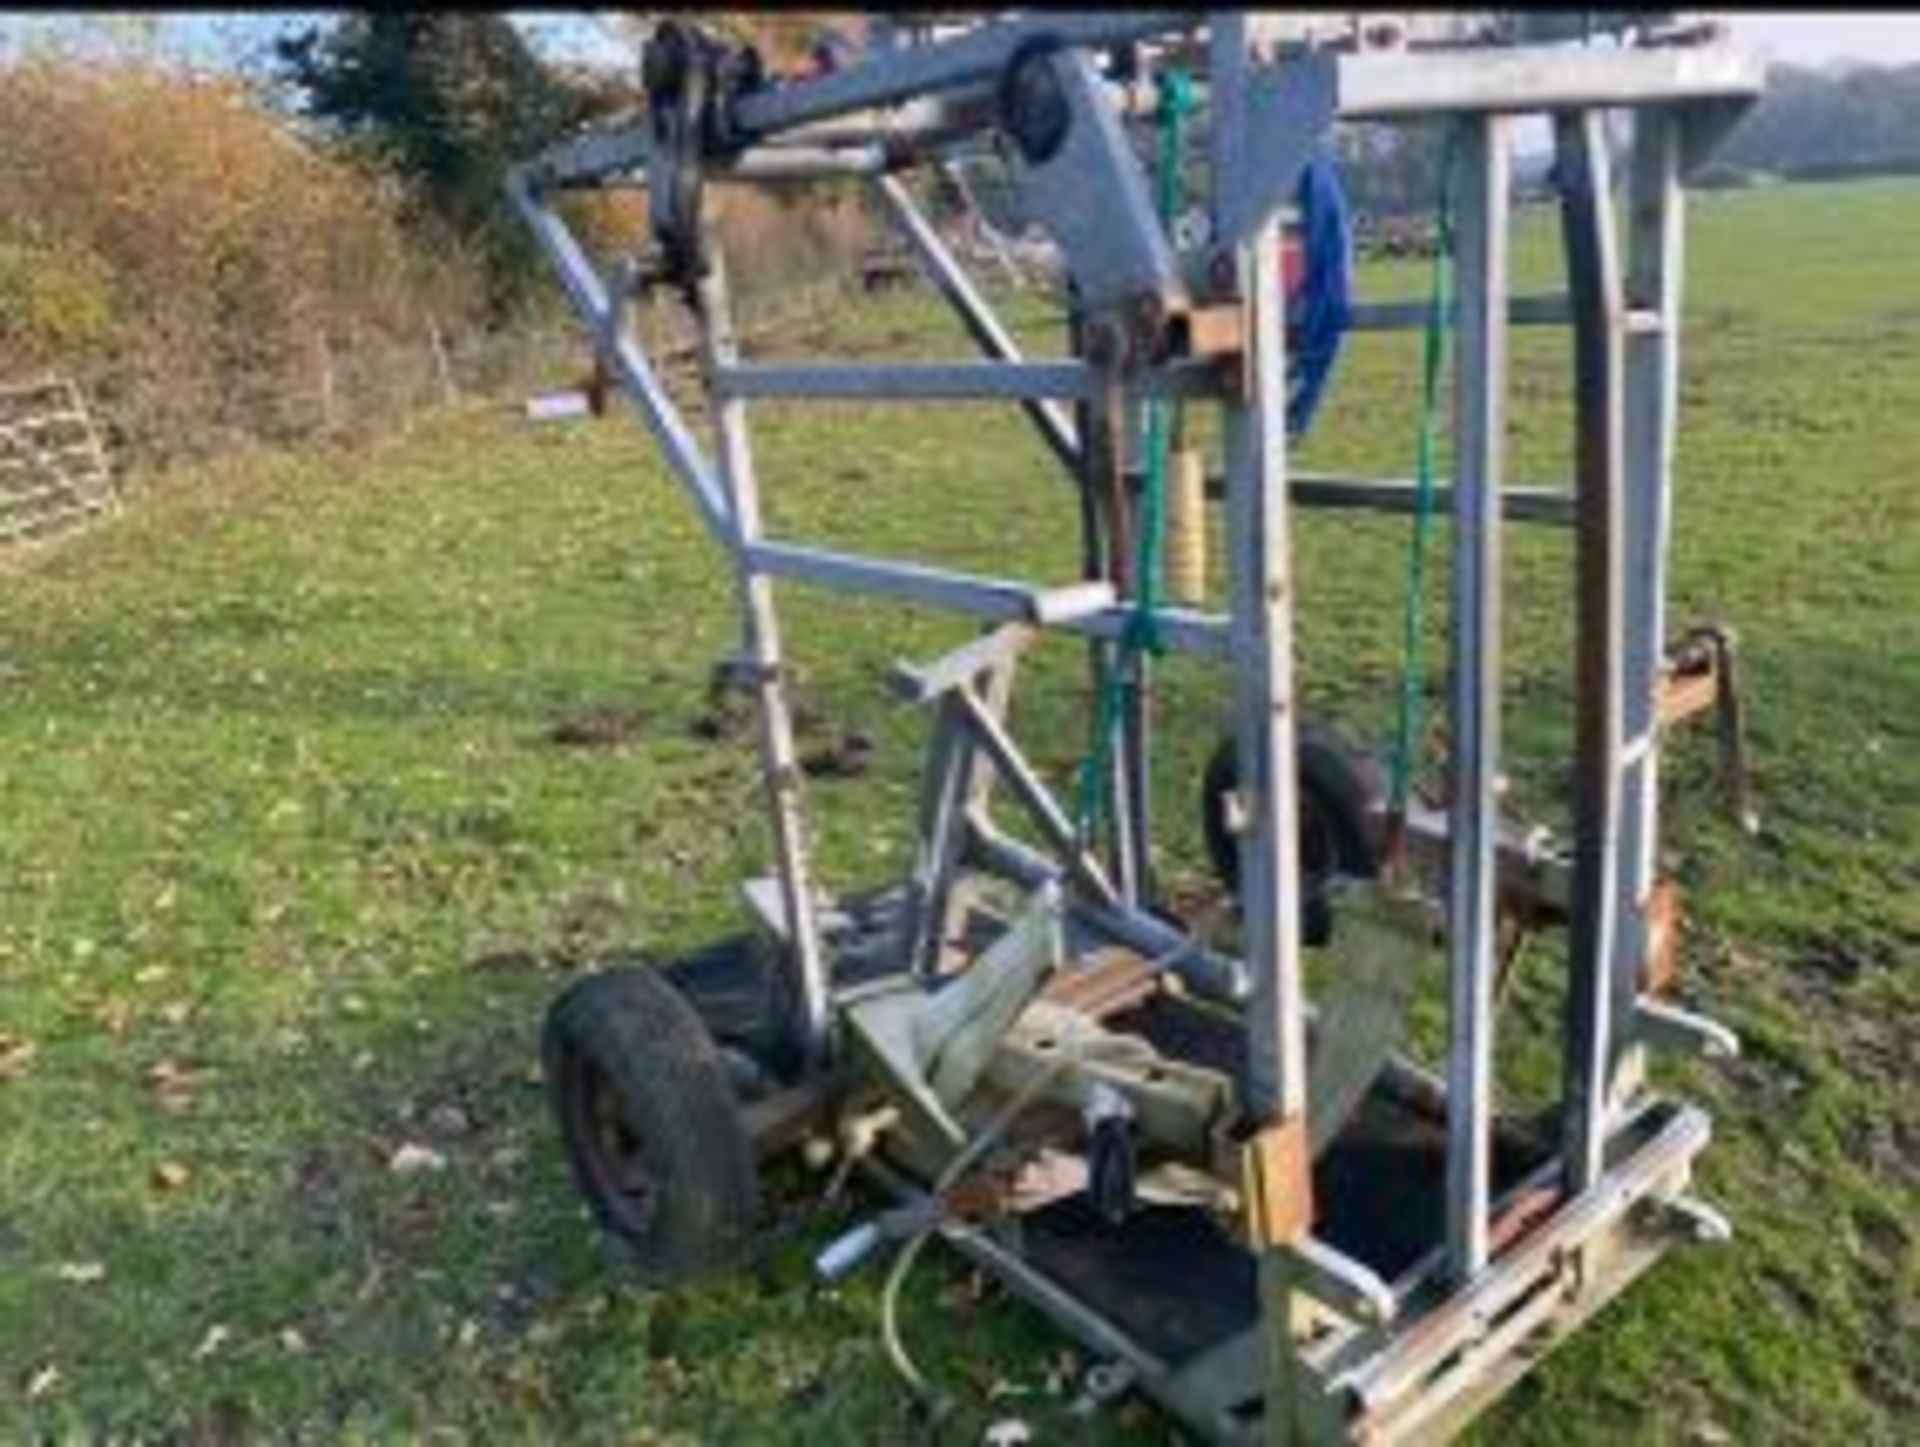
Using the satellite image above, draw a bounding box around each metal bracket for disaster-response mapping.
[642,20,771,292]
[1210,51,1338,253]
[1680,94,1757,176]
[1002,43,1188,327]
[1291,1234,1399,1327]
[887,624,1035,707]
[1631,995,1740,1060]
[1646,1192,1733,1244]
[1238,1113,1315,1249]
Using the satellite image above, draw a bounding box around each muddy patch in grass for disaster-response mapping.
[687,659,877,780]
[1846,1110,1920,1191]
[1789,920,1903,990]
[799,727,877,780]
[545,705,649,750]
[1775,926,1917,1093]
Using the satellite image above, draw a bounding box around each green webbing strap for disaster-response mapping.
[1074,65,1190,842]
[1386,128,1462,827]
[1074,651,1125,838]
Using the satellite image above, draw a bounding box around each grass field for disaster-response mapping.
[1,176,1915,1443]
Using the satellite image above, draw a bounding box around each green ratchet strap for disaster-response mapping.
[1075,64,1191,842]
[1386,126,1462,833]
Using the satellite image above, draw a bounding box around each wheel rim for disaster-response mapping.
[1206,760,1346,896]
[567,1055,659,1236]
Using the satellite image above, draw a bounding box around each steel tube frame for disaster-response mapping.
[691,258,834,1061]
[1333,43,1763,120]
[1327,1103,1712,1411]
[951,682,1123,911]
[1442,113,1510,1284]
[503,170,733,543]
[506,17,1758,1442]
[725,12,1198,140]
[1556,108,1630,1195]
[963,819,1247,1002]
[1347,294,1570,331]
[746,538,1233,659]
[1611,110,1687,1105]
[713,359,1221,403]
[1212,19,1308,1143]
[1133,468,1578,526]
[869,174,1083,476]
[1208,17,1320,1440]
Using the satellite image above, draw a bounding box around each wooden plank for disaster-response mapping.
[1037,946,1159,1020]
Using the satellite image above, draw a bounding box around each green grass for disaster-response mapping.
[1,176,1916,1443]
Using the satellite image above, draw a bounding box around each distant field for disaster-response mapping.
[0,177,1914,1442]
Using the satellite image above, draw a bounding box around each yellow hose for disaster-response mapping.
[1165,444,1207,606]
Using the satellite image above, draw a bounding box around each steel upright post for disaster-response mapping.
[692,254,834,1064]
[1444,113,1511,1284]
[1610,109,1686,1108]
[1556,109,1629,1194]
[1211,15,1313,1442]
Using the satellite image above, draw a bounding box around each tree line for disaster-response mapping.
[1713,61,1920,181]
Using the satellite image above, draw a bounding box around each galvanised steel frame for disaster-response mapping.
[508,14,1761,1443]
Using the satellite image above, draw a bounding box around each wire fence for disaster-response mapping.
[57,271,865,486]
[0,375,116,546]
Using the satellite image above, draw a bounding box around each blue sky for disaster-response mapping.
[6,11,1920,75]
[0,11,620,73]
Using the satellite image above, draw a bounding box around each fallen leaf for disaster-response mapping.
[145,1059,198,1113]
[54,1261,106,1285]
[388,1142,446,1175]
[92,997,134,1037]
[151,1161,191,1192]
[193,1324,230,1361]
[23,1363,59,1400]
[157,999,193,1027]
[0,1034,36,1082]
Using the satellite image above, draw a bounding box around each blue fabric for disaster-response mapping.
[1288,153,1353,437]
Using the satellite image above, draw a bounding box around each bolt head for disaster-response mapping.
[1207,247,1239,295]
[1001,40,1072,166]
[1084,318,1126,369]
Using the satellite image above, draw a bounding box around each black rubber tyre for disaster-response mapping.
[1200,720,1385,946]
[543,965,761,1287]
